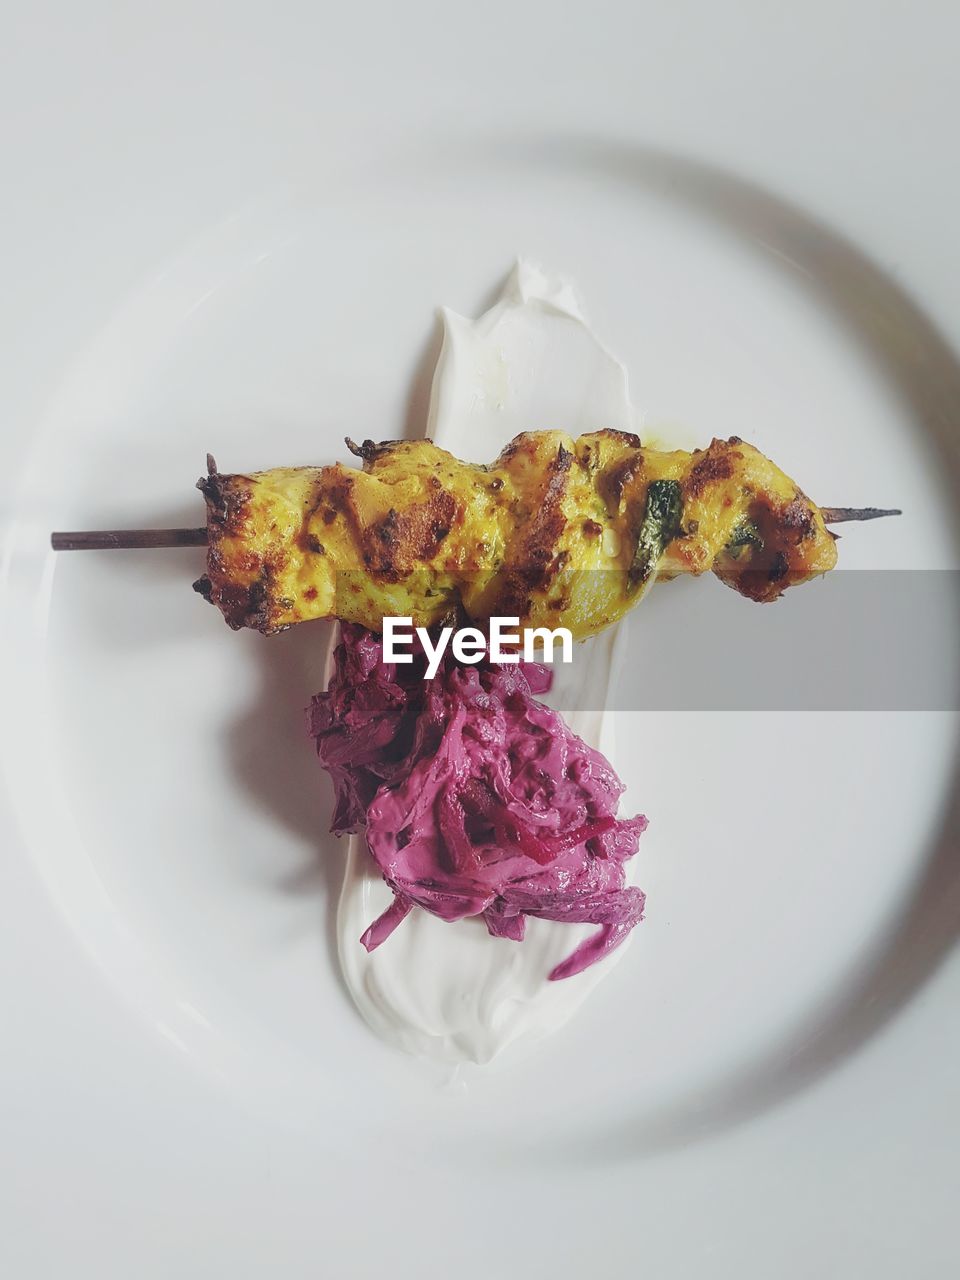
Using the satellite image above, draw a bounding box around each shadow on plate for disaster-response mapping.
[57,501,210,649]
[221,616,354,1001]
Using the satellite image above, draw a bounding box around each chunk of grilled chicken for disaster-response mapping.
[193,429,838,637]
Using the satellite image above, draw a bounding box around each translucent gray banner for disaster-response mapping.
[334,570,960,711]
[599,571,960,712]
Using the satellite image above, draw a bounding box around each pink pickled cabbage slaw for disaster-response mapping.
[308,624,648,980]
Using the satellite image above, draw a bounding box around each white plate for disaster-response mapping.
[2,6,959,1277]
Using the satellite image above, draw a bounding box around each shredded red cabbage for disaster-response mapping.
[308,624,647,980]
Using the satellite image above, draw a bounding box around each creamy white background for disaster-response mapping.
[2,4,959,1278]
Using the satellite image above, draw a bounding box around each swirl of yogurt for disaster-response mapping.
[334,260,638,1064]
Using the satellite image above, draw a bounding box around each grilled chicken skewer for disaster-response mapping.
[51,429,899,639]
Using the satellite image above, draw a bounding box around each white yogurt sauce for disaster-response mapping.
[335,261,639,1064]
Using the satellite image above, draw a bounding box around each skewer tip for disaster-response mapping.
[820,506,902,525]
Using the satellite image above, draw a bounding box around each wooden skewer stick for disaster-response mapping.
[49,507,901,551]
[819,506,902,524]
[50,528,209,551]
